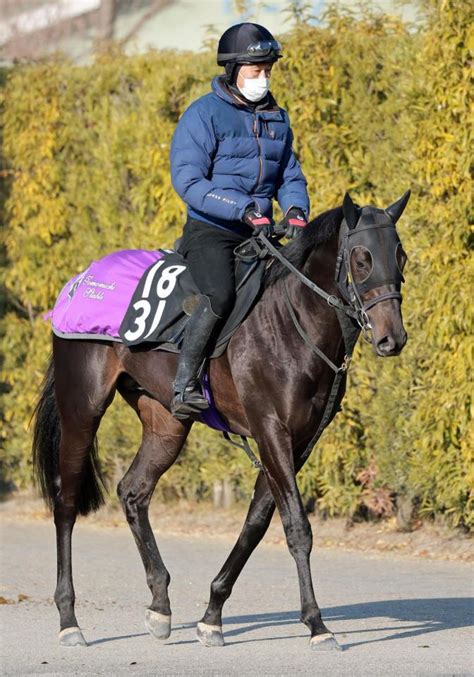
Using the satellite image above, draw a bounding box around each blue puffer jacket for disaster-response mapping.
[170,76,309,233]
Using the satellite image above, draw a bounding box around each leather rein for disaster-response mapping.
[257,226,367,358]
[225,221,402,469]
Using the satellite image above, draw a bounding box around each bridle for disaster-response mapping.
[334,216,404,342]
[227,212,406,470]
[258,211,405,348]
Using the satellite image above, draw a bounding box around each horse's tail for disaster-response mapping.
[31,355,105,516]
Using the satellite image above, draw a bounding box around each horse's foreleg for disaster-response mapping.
[198,471,275,646]
[117,391,190,640]
[256,424,341,651]
[198,447,314,648]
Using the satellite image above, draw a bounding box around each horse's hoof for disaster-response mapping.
[145,609,171,640]
[59,626,87,647]
[310,633,342,651]
[196,621,225,647]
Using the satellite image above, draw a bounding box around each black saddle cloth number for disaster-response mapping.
[122,259,186,343]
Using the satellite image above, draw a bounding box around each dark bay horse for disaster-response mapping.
[32,191,409,650]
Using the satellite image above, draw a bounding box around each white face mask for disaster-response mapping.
[237,76,270,102]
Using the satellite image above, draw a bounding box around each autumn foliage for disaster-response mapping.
[1,1,472,528]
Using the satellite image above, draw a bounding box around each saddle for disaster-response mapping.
[119,238,268,358]
[45,237,271,435]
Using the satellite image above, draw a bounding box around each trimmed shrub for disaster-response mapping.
[1,2,471,527]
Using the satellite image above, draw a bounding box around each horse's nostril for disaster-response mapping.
[377,336,396,354]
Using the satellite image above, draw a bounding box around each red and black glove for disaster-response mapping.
[243,207,274,237]
[279,207,308,239]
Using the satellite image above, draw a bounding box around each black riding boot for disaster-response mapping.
[170,295,222,419]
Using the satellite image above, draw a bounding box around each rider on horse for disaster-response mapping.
[169,22,310,419]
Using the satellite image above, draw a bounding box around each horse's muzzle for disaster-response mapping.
[375,329,407,357]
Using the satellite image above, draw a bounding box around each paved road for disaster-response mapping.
[1,520,472,676]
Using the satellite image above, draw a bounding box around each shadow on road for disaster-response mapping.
[330,597,473,648]
[88,632,149,646]
[165,597,473,648]
[87,598,472,648]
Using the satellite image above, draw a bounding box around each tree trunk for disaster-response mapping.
[98,0,116,41]
[212,479,234,509]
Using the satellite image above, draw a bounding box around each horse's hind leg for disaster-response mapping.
[116,387,191,640]
[53,338,119,646]
[54,421,100,647]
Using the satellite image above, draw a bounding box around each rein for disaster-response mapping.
[257,230,379,343]
[225,228,360,470]
[258,232,358,321]
[225,219,402,469]
[257,230,362,465]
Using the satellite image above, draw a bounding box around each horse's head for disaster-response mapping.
[338,191,410,357]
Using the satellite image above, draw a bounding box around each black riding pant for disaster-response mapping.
[179,217,251,317]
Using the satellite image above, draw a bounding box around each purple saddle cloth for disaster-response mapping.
[45,249,165,340]
[44,249,233,433]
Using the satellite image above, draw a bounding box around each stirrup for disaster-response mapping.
[170,381,209,419]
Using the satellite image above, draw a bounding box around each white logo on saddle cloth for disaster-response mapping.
[75,275,117,301]
[83,287,105,300]
[67,268,90,303]
[82,275,117,292]
[123,261,186,343]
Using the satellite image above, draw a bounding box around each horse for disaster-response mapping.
[32,190,409,651]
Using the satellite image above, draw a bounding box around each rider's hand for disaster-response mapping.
[243,207,274,237]
[279,207,308,239]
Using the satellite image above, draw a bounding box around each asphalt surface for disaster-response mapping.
[1,520,473,676]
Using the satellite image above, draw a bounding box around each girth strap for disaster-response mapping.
[223,431,263,470]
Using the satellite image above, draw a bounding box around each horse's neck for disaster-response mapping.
[302,233,340,298]
[282,231,341,308]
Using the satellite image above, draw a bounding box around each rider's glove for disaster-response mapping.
[279,207,308,239]
[243,206,274,237]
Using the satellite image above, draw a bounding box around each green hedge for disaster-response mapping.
[1,2,472,527]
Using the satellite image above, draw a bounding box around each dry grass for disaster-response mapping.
[1,493,471,563]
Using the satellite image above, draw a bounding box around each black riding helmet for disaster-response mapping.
[218,23,282,83]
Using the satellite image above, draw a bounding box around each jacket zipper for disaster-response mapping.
[253,114,263,187]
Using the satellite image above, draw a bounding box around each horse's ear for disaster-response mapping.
[343,192,359,230]
[385,189,411,223]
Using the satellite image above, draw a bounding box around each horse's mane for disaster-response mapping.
[264,206,343,288]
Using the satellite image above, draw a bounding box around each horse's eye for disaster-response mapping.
[350,246,373,283]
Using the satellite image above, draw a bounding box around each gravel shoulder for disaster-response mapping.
[0,494,472,563]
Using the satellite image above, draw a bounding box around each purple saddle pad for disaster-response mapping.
[44,248,233,434]
[45,249,165,340]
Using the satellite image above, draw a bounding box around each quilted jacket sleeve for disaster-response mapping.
[170,102,254,222]
[276,115,310,217]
